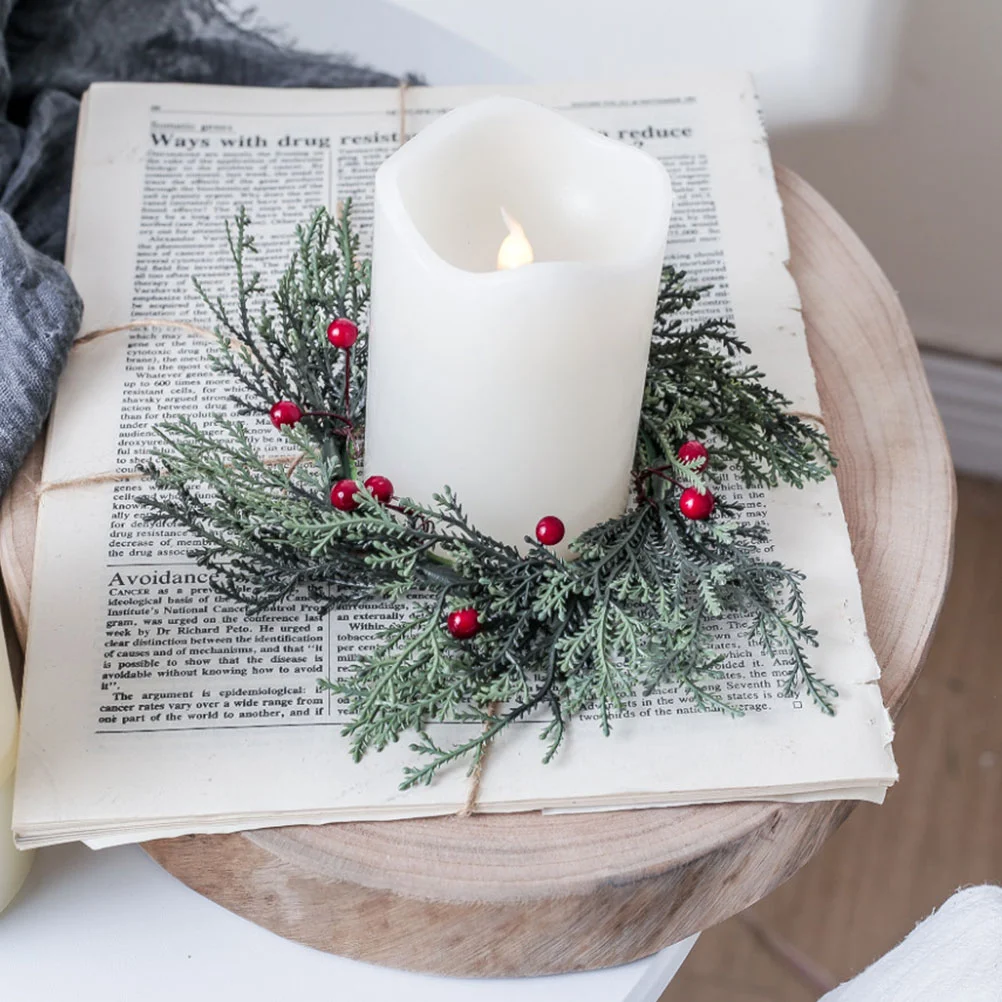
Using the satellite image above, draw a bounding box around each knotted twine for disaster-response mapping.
[32,80,824,811]
[36,308,505,811]
[30,82,509,813]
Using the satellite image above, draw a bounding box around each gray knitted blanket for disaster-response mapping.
[0,0,399,497]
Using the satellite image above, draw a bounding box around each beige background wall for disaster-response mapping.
[387,0,1002,362]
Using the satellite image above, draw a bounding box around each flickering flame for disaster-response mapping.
[496,208,534,270]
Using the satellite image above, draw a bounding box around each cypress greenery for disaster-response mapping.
[139,204,837,789]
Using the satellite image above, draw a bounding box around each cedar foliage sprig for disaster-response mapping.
[138,205,837,789]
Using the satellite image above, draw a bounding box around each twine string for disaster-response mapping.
[74,318,220,347]
[37,308,825,815]
[34,469,147,497]
[396,83,504,818]
[458,701,501,817]
[789,410,826,426]
[35,319,304,497]
[39,90,501,815]
[397,78,409,148]
[34,453,308,499]
[32,84,819,813]
[43,76,421,496]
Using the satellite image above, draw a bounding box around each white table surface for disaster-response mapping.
[0,843,696,1001]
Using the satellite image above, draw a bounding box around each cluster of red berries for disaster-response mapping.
[269,324,715,641]
[676,440,715,520]
[445,445,712,638]
[330,474,394,511]
[444,516,566,639]
[268,317,360,430]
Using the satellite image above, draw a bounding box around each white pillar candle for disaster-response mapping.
[0,619,32,913]
[364,97,672,550]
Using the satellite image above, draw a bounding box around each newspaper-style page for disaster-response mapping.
[444,80,900,812]
[14,78,895,849]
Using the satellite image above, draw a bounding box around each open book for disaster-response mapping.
[12,77,896,850]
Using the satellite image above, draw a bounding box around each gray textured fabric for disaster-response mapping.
[0,0,401,497]
[0,211,81,493]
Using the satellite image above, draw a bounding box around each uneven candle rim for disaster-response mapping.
[374,96,673,281]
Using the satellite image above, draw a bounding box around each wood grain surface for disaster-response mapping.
[0,168,956,977]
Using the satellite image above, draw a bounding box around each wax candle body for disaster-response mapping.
[364,98,672,550]
[0,622,32,912]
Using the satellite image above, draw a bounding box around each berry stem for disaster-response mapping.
[646,465,685,488]
[633,464,685,503]
[341,347,361,479]
[343,347,352,422]
[302,410,353,430]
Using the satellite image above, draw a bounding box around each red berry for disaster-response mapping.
[364,475,394,504]
[447,607,481,640]
[327,317,358,348]
[677,440,709,471]
[679,487,715,520]
[269,400,302,428]
[330,479,360,511]
[535,515,565,546]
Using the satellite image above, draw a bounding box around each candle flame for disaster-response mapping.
[496,208,534,270]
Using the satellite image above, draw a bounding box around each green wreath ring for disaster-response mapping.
[141,203,837,788]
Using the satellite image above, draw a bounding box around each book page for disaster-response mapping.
[14,78,894,849]
[15,83,475,849]
[434,80,898,810]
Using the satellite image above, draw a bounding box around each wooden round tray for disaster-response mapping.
[0,168,955,977]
